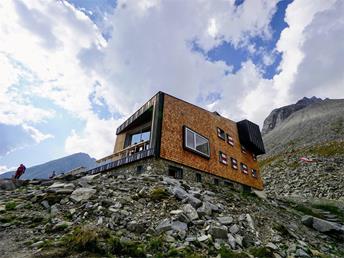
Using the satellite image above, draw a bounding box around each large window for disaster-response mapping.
[184,126,210,158]
[126,128,151,147]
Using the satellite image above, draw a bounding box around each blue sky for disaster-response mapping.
[0,0,343,172]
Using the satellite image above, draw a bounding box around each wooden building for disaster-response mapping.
[92,92,265,190]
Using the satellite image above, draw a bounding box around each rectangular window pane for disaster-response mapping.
[186,129,195,148]
[195,134,209,154]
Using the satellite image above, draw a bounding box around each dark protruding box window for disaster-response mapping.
[227,133,234,146]
[168,166,183,179]
[251,169,257,178]
[219,151,228,165]
[196,173,202,182]
[240,163,248,174]
[231,157,238,170]
[217,127,225,140]
[184,126,210,158]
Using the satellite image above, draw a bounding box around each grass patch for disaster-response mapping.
[149,187,169,201]
[0,214,16,223]
[249,247,274,258]
[306,141,344,157]
[63,226,102,253]
[108,236,145,257]
[292,203,322,218]
[5,202,16,211]
[218,245,249,258]
[312,203,344,223]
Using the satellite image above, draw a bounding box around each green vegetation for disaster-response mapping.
[218,246,249,258]
[149,187,169,201]
[306,141,344,156]
[330,118,344,134]
[5,201,16,211]
[249,247,274,258]
[312,203,344,223]
[64,226,101,253]
[108,236,146,257]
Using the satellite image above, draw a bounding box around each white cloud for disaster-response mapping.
[22,124,54,143]
[0,165,16,174]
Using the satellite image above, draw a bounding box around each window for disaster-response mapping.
[227,133,234,146]
[241,145,247,154]
[184,127,210,158]
[126,127,151,147]
[251,169,257,178]
[224,181,234,188]
[231,157,238,170]
[168,166,183,179]
[217,127,225,140]
[240,163,248,174]
[136,165,144,173]
[196,173,202,182]
[219,151,228,165]
[252,153,257,161]
[214,178,219,185]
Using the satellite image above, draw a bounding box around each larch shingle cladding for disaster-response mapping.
[160,94,263,190]
[114,133,126,153]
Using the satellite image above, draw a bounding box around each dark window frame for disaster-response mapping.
[226,133,234,146]
[168,166,183,179]
[217,127,226,140]
[219,151,228,165]
[183,126,210,159]
[196,173,202,183]
[231,157,238,170]
[240,162,248,174]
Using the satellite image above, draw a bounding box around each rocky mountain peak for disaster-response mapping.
[262,96,324,135]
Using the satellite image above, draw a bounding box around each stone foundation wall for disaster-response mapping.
[107,157,250,192]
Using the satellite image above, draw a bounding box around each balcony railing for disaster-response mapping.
[88,142,155,175]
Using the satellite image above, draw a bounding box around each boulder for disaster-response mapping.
[182,204,199,221]
[127,220,146,233]
[227,233,236,249]
[218,216,234,225]
[171,220,188,232]
[208,224,228,239]
[229,224,239,235]
[302,215,344,238]
[197,202,213,216]
[186,195,202,208]
[156,218,172,233]
[171,186,188,200]
[70,188,96,202]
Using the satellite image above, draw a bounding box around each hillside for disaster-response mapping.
[0,153,96,180]
[0,171,343,257]
[262,96,323,135]
[260,98,344,200]
[263,99,344,155]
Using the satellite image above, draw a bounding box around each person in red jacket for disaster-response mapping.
[14,164,26,179]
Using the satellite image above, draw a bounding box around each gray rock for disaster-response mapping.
[246,214,255,230]
[171,186,188,200]
[302,215,344,236]
[163,177,180,186]
[127,220,146,233]
[208,224,228,239]
[70,188,96,202]
[227,233,236,249]
[235,235,243,247]
[197,235,210,242]
[171,220,188,232]
[266,242,278,250]
[218,216,234,225]
[186,195,202,208]
[197,202,212,216]
[50,205,59,216]
[295,248,310,257]
[183,204,199,221]
[156,218,172,233]
[229,224,239,235]
[41,200,50,209]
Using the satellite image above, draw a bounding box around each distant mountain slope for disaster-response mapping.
[263,99,344,154]
[0,153,97,179]
[262,96,323,135]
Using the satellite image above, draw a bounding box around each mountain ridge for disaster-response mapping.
[0,152,97,179]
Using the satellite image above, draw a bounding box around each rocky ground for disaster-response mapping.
[0,168,344,258]
[261,142,344,200]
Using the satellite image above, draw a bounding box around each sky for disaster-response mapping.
[0,0,343,172]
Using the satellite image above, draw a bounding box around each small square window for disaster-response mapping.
[251,169,257,178]
[168,166,183,179]
[219,151,228,165]
[240,163,248,174]
[226,133,234,146]
[241,146,247,154]
[136,165,144,173]
[231,157,238,170]
[196,173,202,182]
[214,178,219,185]
[252,153,257,161]
[217,127,225,140]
